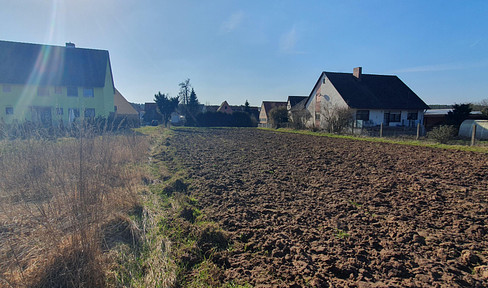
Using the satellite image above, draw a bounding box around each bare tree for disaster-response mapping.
[472,99,488,117]
[178,78,192,105]
[320,103,353,133]
[289,109,311,129]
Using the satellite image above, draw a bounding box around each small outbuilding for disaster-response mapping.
[458,120,488,140]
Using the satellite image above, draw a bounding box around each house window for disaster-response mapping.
[37,87,49,96]
[83,88,94,97]
[114,105,118,112]
[389,112,401,122]
[67,86,78,97]
[315,113,321,120]
[407,112,418,120]
[5,107,13,115]
[84,108,95,118]
[56,108,63,115]
[356,110,369,121]
[68,108,80,118]
[3,84,12,92]
[54,86,63,94]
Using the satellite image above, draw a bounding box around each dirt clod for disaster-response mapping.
[168,128,488,287]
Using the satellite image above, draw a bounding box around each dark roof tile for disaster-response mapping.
[287,96,307,107]
[0,40,110,87]
[323,72,429,110]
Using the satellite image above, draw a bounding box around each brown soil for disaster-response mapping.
[166,128,488,287]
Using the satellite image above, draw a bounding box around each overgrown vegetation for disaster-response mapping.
[196,111,256,127]
[0,116,139,140]
[320,105,354,133]
[289,108,311,129]
[427,125,458,144]
[0,125,150,287]
[268,106,288,128]
[119,126,250,287]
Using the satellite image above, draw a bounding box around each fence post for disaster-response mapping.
[380,123,383,137]
[416,122,420,140]
[471,124,477,146]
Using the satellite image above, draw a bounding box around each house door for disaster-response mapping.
[383,112,390,126]
[31,107,52,126]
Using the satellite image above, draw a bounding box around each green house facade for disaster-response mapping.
[0,40,115,125]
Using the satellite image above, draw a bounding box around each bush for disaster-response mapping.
[195,112,256,127]
[427,125,457,143]
[268,107,288,128]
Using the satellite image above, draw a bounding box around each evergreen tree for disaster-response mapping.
[185,88,200,126]
[154,92,179,127]
[188,88,199,112]
[446,103,472,128]
[244,100,251,113]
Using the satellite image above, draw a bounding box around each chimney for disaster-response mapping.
[66,42,75,48]
[353,67,362,79]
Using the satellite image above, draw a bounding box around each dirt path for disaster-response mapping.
[168,128,488,287]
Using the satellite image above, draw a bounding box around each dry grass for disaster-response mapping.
[0,128,150,287]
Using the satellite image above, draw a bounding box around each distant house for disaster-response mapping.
[217,101,233,114]
[287,96,309,127]
[114,88,139,126]
[203,102,260,122]
[143,102,161,124]
[203,105,219,113]
[287,96,307,111]
[303,67,429,129]
[259,101,287,127]
[424,109,487,130]
[0,40,116,125]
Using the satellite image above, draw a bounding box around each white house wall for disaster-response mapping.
[354,109,425,127]
[305,74,348,129]
[259,103,267,124]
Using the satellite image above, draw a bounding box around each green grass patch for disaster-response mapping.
[260,127,488,153]
[334,229,350,239]
[128,126,244,287]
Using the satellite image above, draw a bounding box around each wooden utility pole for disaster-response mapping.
[416,123,420,140]
[471,124,477,146]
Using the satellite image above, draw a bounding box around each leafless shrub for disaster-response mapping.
[289,109,311,129]
[320,104,353,133]
[427,125,458,144]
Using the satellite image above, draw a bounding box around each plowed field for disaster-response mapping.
[167,128,488,287]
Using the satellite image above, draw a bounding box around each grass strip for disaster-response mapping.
[260,128,488,153]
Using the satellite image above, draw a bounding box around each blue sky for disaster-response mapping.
[1,0,487,106]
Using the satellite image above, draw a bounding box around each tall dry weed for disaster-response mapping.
[0,127,149,287]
